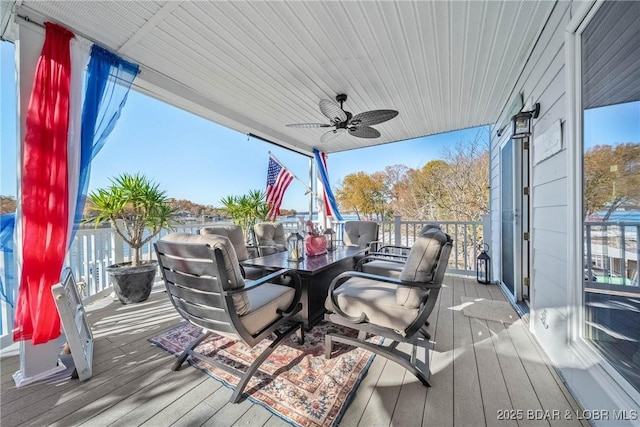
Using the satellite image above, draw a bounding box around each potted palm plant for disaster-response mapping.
[87,173,174,303]
[220,189,269,244]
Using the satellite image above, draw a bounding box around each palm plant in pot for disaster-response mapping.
[220,189,269,244]
[87,173,174,303]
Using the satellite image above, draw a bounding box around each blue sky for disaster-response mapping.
[583,101,640,149]
[1,41,488,211]
[3,40,637,211]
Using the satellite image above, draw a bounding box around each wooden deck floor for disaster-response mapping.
[1,275,589,427]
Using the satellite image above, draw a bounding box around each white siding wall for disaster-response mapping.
[490,1,640,419]
[490,1,573,359]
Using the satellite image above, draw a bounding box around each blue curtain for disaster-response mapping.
[0,213,15,307]
[72,44,139,238]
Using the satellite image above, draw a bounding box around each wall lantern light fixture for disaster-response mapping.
[511,103,540,139]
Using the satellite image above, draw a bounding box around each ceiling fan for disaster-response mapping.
[286,94,399,143]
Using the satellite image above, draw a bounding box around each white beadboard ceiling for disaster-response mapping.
[7,0,556,156]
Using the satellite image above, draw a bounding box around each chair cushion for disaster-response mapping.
[200,225,249,261]
[254,222,287,248]
[159,232,250,315]
[325,276,420,333]
[343,221,379,247]
[419,223,441,235]
[242,265,265,280]
[361,259,403,278]
[241,283,295,335]
[397,229,448,308]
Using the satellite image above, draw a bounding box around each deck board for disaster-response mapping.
[491,320,550,427]
[422,270,455,427]
[356,355,404,427]
[333,347,386,427]
[140,379,221,427]
[453,275,486,426]
[0,276,586,427]
[390,370,428,427]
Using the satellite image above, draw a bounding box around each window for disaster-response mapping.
[581,1,640,392]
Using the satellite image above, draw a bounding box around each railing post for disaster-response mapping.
[0,245,15,347]
[394,215,402,246]
[618,223,626,284]
[481,214,491,262]
[112,220,125,264]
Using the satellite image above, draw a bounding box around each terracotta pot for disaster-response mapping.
[106,261,158,304]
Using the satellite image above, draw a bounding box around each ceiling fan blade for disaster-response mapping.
[286,123,332,128]
[320,128,346,143]
[350,110,399,126]
[349,126,381,139]
[319,99,348,125]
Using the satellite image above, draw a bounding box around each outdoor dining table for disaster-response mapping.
[241,245,366,329]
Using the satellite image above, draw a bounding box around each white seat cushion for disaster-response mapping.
[325,276,420,333]
[397,229,448,308]
[200,225,249,261]
[241,283,295,335]
[361,260,403,278]
[343,221,379,247]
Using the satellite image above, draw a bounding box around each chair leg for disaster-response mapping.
[325,333,334,359]
[420,324,431,340]
[230,322,303,403]
[173,331,210,371]
[326,333,431,387]
[296,323,305,345]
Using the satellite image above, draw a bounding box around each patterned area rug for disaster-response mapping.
[150,321,380,427]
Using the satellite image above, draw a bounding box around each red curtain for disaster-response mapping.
[13,23,74,344]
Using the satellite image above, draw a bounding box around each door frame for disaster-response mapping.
[565,0,640,406]
[499,137,528,302]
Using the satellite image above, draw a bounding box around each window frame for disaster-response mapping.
[566,0,640,405]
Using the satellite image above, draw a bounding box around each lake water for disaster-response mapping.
[593,210,640,222]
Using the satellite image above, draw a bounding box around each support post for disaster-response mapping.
[12,20,68,387]
[394,215,402,246]
[13,339,67,387]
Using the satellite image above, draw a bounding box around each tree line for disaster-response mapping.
[583,142,640,219]
[335,132,490,222]
[4,137,635,222]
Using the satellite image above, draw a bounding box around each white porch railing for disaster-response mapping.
[279,216,484,275]
[0,217,483,346]
[584,221,640,288]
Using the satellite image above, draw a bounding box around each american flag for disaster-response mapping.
[265,156,294,219]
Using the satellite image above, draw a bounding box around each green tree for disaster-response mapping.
[381,164,411,215]
[405,160,450,219]
[220,189,269,243]
[335,172,387,220]
[87,173,175,267]
[435,138,489,221]
[1,195,17,214]
[372,130,489,221]
[584,143,640,219]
